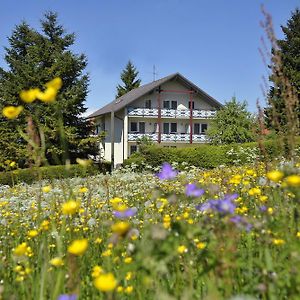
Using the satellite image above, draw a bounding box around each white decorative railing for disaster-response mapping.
[127,107,216,118]
[127,133,208,143]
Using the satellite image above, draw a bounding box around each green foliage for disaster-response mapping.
[0,163,111,186]
[0,12,96,165]
[124,139,290,169]
[207,97,255,144]
[116,60,141,98]
[266,8,300,129]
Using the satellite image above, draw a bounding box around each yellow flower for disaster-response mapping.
[101,249,112,257]
[196,242,206,250]
[285,175,300,187]
[125,272,132,281]
[45,77,63,90]
[248,187,261,196]
[117,286,124,293]
[79,187,88,193]
[2,106,23,119]
[68,239,88,256]
[266,170,284,182]
[260,195,268,202]
[94,273,117,292]
[40,220,50,231]
[42,186,51,193]
[125,286,133,294]
[27,230,38,238]
[95,238,103,244]
[50,257,64,267]
[296,232,300,238]
[13,242,27,256]
[177,245,188,254]
[37,87,57,103]
[111,222,130,236]
[272,239,285,246]
[62,200,80,215]
[19,88,40,103]
[92,265,104,278]
[124,257,132,264]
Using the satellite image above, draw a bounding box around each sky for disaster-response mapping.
[0,0,299,114]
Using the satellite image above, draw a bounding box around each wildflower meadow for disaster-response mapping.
[1,157,300,299]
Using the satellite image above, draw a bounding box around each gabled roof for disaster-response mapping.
[88,72,222,118]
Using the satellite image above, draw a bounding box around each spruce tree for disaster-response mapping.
[0,12,96,166]
[266,8,300,130]
[116,60,141,98]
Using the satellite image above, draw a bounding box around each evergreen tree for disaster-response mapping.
[0,12,96,166]
[266,8,300,129]
[207,97,255,144]
[116,60,141,98]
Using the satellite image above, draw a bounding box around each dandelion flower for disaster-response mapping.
[19,88,40,103]
[13,242,27,256]
[266,170,284,182]
[285,175,300,187]
[62,200,80,215]
[94,273,117,292]
[68,239,88,256]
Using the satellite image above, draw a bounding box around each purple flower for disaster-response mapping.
[57,295,77,300]
[260,205,267,212]
[113,207,137,219]
[185,184,204,197]
[156,163,178,180]
[196,194,237,215]
[230,215,252,232]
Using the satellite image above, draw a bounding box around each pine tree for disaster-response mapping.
[116,61,141,98]
[0,12,96,166]
[266,8,300,130]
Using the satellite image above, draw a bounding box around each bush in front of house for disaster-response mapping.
[0,162,111,186]
[123,139,293,170]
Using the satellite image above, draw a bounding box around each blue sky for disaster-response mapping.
[0,0,299,114]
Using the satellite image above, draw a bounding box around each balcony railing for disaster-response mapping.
[127,132,208,143]
[127,107,216,118]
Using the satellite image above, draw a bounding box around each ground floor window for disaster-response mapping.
[130,145,137,154]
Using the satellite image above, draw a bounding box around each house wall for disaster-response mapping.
[103,112,125,166]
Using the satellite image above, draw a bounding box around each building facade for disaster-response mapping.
[88,73,222,166]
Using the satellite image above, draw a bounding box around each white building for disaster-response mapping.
[88,73,222,166]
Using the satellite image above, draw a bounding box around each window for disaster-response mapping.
[163,123,169,134]
[171,101,177,109]
[139,122,145,134]
[130,122,138,132]
[163,100,170,109]
[194,123,200,135]
[130,145,137,154]
[145,99,151,108]
[170,123,177,133]
[188,101,195,109]
[201,124,208,134]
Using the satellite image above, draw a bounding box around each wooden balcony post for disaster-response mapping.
[189,92,193,144]
[157,87,162,143]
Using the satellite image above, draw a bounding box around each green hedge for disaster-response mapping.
[123,139,294,170]
[0,162,111,186]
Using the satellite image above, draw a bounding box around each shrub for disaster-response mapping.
[0,162,111,186]
[123,139,299,170]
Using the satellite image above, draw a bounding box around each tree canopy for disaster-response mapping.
[116,60,141,98]
[207,97,255,145]
[0,12,97,166]
[265,8,300,130]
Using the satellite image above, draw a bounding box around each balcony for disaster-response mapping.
[127,107,216,119]
[127,132,208,143]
